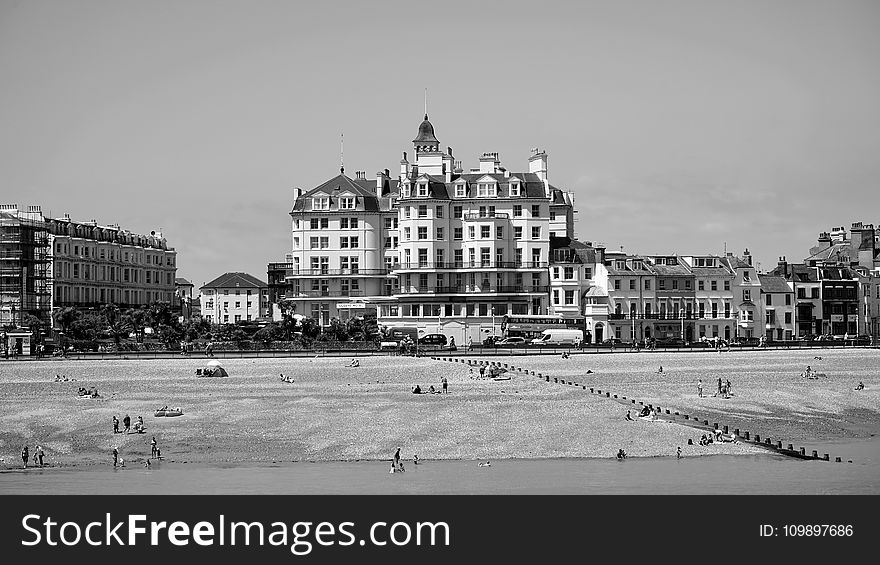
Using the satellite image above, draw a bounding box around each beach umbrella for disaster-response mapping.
[206,359,223,369]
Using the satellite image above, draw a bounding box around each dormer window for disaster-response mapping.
[418,183,428,197]
[477,182,496,197]
[313,196,329,211]
[403,183,412,198]
[616,260,626,270]
[455,183,467,198]
[510,182,520,197]
[340,196,355,209]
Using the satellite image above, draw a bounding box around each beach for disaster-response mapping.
[0,349,877,470]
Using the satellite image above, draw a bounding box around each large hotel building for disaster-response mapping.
[268,114,575,341]
[1,204,177,331]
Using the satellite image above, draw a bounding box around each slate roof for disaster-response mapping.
[201,272,267,290]
[291,173,382,213]
[758,275,792,294]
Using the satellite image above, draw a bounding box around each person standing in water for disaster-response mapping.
[697,379,703,398]
[441,375,448,394]
[393,447,401,470]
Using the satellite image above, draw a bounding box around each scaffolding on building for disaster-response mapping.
[0,205,51,329]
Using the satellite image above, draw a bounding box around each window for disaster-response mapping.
[513,205,522,217]
[454,250,463,267]
[340,218,349,229]
[784,312,792,324]
[698,280,704,291]
[531,205,540,217]
[724,280,730,291]
[586,268,593,280]
[310,218,328,229]
[454,227,463,240]
[659,280,666,290]
[496,226,503,239]
[743,271,751,282]
[565,290,574,305]
[743,290,751,301]
[235,301,241,308]
[340,237,349,248]
[418,227,427,240]
[404,227,411,240]
[319,237,328,249]
[436,227,444,240]
[313,197,329,210]
[724,303,730,318]
[644,279,651,290]
[468,226,475,239]
[629,279,636,290]
[477,183,496,197]
[384,237,392,248]
[417,183,428,197]
[404,207,411,219]
[553,290,560,305]
[384,217,393,229]
[435,206,443,218]
[685,279,691,290]
[340,196,355,209]
[453,206,463,218]
[418,249,428,267]
[550,211,556,221]
[436,249,444,266]
[672,279,679,290]
[531,226,540,239]
[455,184,466,198]
[614,279,621,290]
[515,249,523,266]
[766,294,772,305]
[418,205,427,218]
[481,247,491,267]
[531,249,541,267]
[350,236,359,248]
[481,226,490,239]
[514,227,522,239]
[710,280,717,291]
[552,267,559,280]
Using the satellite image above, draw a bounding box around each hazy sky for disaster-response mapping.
[2,0,878,287]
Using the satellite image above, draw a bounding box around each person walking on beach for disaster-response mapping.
[113,415,119,434]
[123,414,131,434]
[21,445,29,468]
[150,436,158,459]
[676,446,682,459]
[112,447,118,467]
[716,378,722,397]
[697,379,703,398]
[36,445,44,466]
[726,379,731,397]
[393,447,401,470]
[441,375,448,394]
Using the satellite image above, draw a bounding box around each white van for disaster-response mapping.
[530,329,584,346]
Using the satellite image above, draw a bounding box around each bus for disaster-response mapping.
[501,315,585,340]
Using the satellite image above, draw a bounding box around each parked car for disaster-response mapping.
[654,338,685,347]
[496,337,527,347]
[418,333,448,346]
[601,338,623,346]
[730,337,760,347]
[531,329,584,346]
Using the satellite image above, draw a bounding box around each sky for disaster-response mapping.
[1,0,878,287]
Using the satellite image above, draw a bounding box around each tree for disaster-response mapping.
[52,306,80,334]
[123,308,147,343]
[100,304,129,347]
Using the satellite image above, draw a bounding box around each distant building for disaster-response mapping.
[174,277,194,319]
[758,274,795,341]
[722,250,761,340]
[200,272,269,324]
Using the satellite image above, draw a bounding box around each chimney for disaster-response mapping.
[399,151,410,182]
[376,171,386,196]
[292,187,302,203]
[778,256,787,273]
[743,248,752,266]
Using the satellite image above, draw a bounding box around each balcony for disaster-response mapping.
[274,267,390,278]
[607,313,732,321]
[396,285,550,295]
[283,290,367,298]
[393,261,549,271]
[462,212,510,220]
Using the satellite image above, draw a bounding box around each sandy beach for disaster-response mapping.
[1,349,876,469]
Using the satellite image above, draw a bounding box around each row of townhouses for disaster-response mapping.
[266,115,880,344]
[1,204,177,346]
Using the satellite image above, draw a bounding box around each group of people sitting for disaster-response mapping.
[279,373,294,383]
[616,449,627,459]
[77,386,99,398]
[348,359,360,367]
[53,374,73,382]
[854,381,865,391]
[411,384,442,394]
[699,429,736,445]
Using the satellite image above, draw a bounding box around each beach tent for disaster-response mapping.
[202,359,229,377]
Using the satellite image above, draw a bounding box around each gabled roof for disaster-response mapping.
[758,275,792,294]
[291,173,380,212]
[806,243,852,264]
[201,272,267,290]
[721,256,753,270]
[175,277,193,286]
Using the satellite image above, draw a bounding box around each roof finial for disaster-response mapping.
[424,87,428,120]
[340,133,344,174]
